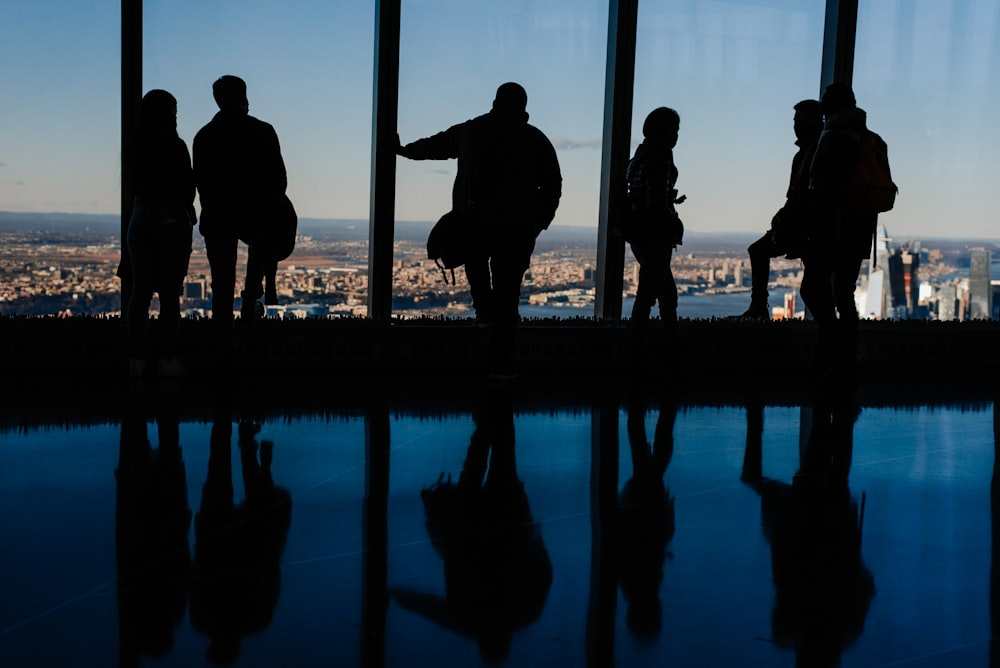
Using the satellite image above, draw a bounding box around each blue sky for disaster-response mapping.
[1,0,998,240]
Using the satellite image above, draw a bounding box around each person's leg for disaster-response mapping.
[630,243,662,326]
[630,243,660,360]
[244,245,265,300]
[799,254,838,369]
[126,211,155,365]
[655,250,678,329]
[631,242,674,362]
[651,247,681,367]
[832,256,864,362]
[263,258,279,305]
[242,244,267,320]
[205,233,238,353]
[743,232,776,317]
[487,232,535,373]
[464,252,494,324]
[154,221,193,362]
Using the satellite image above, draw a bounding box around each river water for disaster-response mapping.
[519,291,761,320]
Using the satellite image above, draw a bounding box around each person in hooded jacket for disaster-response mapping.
[398,82,562,381]
[625,107,686,364]
[800,82,879,374]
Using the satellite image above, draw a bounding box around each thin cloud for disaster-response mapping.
[552,137,601,151]
[426,168,451,175]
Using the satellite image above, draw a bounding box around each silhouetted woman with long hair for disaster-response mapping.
[125,89,195,377]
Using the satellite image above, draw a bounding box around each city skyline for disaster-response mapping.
[1,1,999,239]
[0,210,991,323]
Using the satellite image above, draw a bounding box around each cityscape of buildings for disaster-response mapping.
[0,215,996,322]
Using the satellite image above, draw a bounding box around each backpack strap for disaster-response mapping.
[434,258,456,286]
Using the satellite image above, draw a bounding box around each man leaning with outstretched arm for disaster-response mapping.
[397,83,562,381]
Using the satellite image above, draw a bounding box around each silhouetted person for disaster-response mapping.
[742,397,875,667]
[189,396,292,665]
[123,89,196,377]
[736,100,823,320]
[391,387,552,662]
[116,393,191,667]
[800,83,879,376]
[617,389,677,640]
[625,107,686,366]
[194,75,288,355]
[398,82,562,381]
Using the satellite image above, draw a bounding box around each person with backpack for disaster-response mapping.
[801,82,896,376]
[398,82,562,381]
[735,99,823,320]
[625,107,686,366]
[194,75,288,357]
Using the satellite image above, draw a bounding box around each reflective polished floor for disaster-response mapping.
[0,375,997,667]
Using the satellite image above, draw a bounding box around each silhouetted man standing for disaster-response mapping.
[737,99,823,320]
[398,82,562,381]
[194,75,287,356]
[800,83,879,375]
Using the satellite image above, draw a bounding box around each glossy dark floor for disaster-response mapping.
[0,375,997,667]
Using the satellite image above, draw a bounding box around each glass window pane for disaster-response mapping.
[144,1,375,318]
[855,0,1000,320]
[0,2,120,214]
[396,0,608,319]
[0,1,120,315]
[632,0,825,319]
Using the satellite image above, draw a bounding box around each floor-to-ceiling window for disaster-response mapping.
[144,0,375,317]
[631,0,826,318]
[395,0,608,319]
[0,2,120,214]
[0,2,120,315]
[854,0,1000,320]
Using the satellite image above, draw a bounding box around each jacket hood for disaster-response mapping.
[823,107,867,133]
[488,108,530,129]
[634,139,673,158]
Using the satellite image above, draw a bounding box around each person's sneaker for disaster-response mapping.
[240,289,265,322]
[487,365,519,382]
[264,285,278,305]
[157,357,184,377]
[128,357,145,377]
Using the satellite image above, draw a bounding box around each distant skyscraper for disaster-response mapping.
[864,228,891,318]
[937,283,957,321]
[783,291,796,319]
[863,267,885,318]
[969,247,992,319]
[887,248,919,318]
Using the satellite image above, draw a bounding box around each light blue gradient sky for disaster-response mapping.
[1,0,997,239]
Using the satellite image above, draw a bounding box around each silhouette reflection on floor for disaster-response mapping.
[0,378,996,667]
